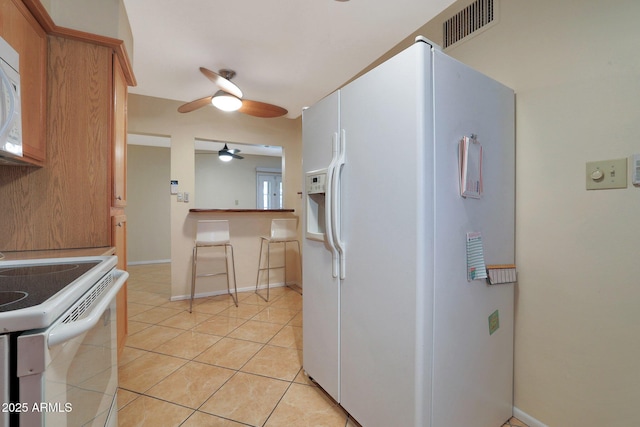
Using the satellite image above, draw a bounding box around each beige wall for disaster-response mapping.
[126,144,171,263]
[127,94,302,298]
[402,0,639,425]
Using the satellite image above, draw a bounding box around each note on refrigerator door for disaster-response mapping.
[459,136,483,199]
[466,232,487,281]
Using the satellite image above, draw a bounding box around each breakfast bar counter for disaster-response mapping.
[189,209,295,213]
[185,209,300,298]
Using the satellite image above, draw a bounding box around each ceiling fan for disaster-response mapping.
[177,68,288,118]
[218,143,243,161]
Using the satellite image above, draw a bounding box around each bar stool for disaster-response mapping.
[190,220,238,313]
[255,218,302,301]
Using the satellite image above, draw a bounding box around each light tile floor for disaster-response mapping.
[118,263,528,427]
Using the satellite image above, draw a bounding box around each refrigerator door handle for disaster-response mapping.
[332,129,346,279]
[326,132,340,278]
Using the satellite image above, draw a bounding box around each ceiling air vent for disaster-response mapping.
[443,0,496,49]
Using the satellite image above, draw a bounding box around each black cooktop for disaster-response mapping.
[0,261,100,312]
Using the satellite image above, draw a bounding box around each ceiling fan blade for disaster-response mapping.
[199,67,243,98]
[177,96,213,113]
[238,99,288,118]
[231,153,244,159]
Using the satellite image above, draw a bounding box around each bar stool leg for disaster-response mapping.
[255,238,273,302]
[283,241,288,289]
[255,238,265,299]
[190,245,198,313]
[282,240,302,294]
[223,245,230,303]
[266,241,271,301]
[295,240,302,294]
[226,244,239,306]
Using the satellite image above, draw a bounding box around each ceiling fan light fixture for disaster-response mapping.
[218,143,241,162]
[219,152,233,162]
[211,91,242,112]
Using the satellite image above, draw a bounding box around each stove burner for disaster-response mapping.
[0,264,81,277]
[0,290,28,308]
[0,261,100,312]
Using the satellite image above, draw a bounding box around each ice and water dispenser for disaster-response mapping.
[305,169,327,241]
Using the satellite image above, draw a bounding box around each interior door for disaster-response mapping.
[256,173,282,209]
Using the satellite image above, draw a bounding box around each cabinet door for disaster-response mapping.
[46,37,111,248]
[0,0,47,165]
[112,55,127,207]
[112,214,128,354]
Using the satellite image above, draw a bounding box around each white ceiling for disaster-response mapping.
[122,0,456,119]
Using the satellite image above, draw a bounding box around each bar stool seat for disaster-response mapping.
[255,218,302,301]
[190,220,238,312]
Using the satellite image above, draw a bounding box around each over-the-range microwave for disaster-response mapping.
[0,35,23,165]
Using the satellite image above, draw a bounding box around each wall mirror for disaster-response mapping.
[195,139,283,209]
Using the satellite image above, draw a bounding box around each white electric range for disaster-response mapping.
[0,256,128,427]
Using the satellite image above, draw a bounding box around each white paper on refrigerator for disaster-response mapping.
[466,231,487,281]
[459,136,483,198]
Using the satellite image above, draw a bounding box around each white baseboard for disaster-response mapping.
[170,283,285,302]
[513,407,548,427]
[127,259,171,266]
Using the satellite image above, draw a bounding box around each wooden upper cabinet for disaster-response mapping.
[0,0,47,165]
[112,54,127,207]
[0,1,135,252]
[46,36,111,248]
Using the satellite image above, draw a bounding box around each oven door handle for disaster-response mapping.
[47,270,128,348]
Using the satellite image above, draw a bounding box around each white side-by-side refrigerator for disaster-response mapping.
[302,38,515,427]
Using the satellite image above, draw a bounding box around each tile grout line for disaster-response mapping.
[260,373,299,427]
[122,266,306,426]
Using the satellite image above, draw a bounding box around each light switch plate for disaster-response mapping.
[586,158,627,190]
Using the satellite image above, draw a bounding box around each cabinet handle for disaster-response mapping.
[116,195,123,200]
[116,222,123,227]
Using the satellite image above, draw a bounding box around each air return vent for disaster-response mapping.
[443,0,496,49]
